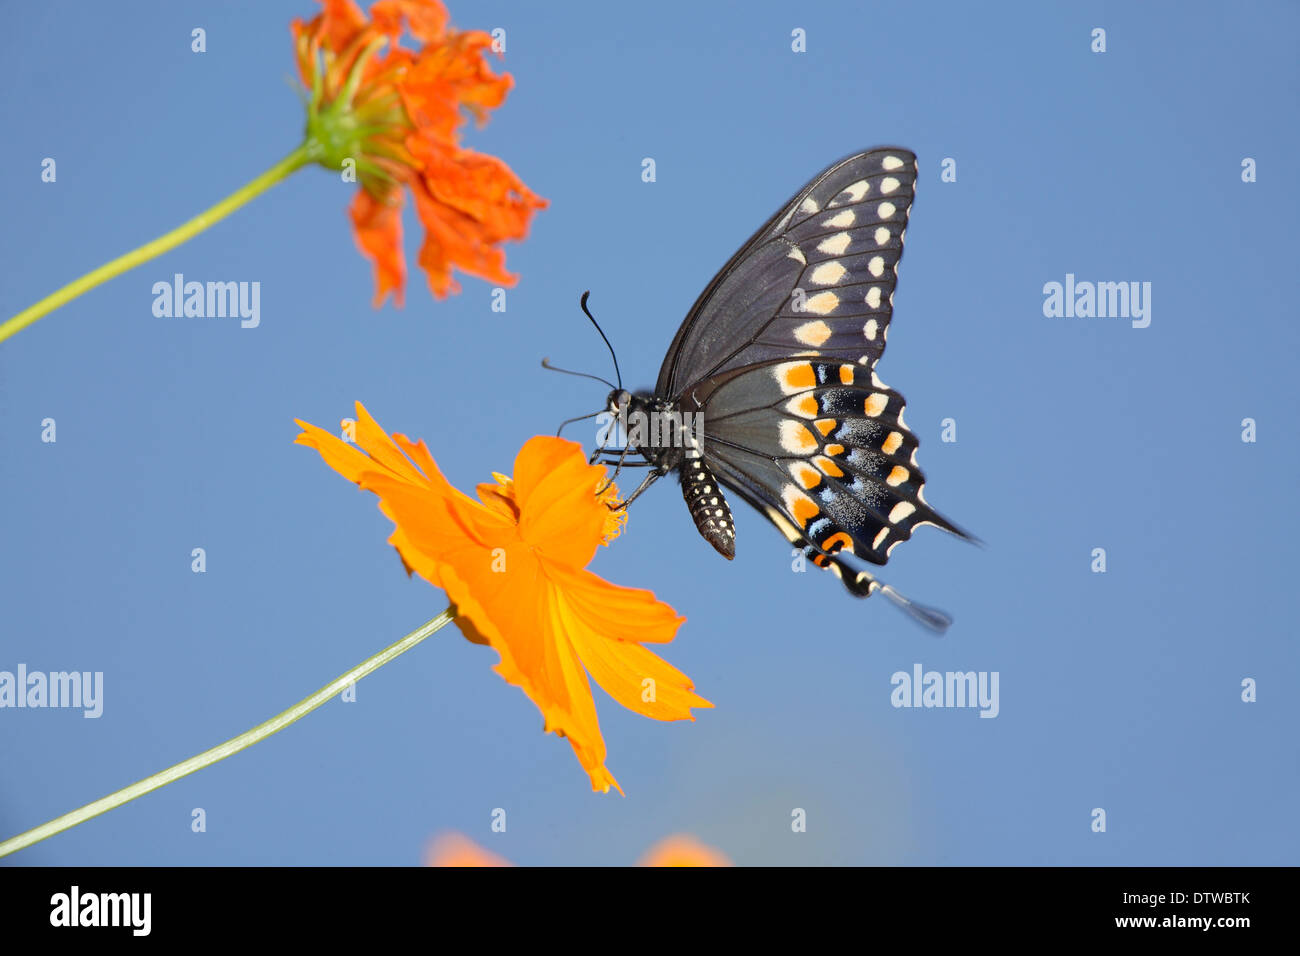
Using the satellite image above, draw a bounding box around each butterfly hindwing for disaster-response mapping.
[699,358,967,567]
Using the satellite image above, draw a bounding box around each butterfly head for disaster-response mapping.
[606,388,633,417]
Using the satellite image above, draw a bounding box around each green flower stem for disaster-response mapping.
[0,607,455,859]
[0,143,312,345]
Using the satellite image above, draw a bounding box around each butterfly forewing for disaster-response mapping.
[656,148,918,399]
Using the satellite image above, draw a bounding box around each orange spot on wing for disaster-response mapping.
[864,394,889,417]
[790,394,818,417]
[792,463,821,490]
[782,363,816,391]
[814,418,837,437]
[813,455,843,478]
[791,496,820,528]
[823,443,845,457]
[822,532,853,554]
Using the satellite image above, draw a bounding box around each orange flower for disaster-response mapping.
[426,832,731,867]
[637,834,732,867]
[425,833,511,867]
[293,0,546,304]
[295,403,712,792]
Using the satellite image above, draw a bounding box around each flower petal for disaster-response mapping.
[542,562,707,716]
[350,188,407,308]
[407,142,546,298]
[511,436,611,567]
[547,563,687,645]
[371,0,449,45]
[314,0,370,53]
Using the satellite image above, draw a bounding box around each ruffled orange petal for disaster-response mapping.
[349,189,407,308]
[413,140,545,241]
[371,0,449,45]
[398,31,510,139]
[315,0,370,53]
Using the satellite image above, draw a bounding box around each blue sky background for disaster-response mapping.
[2,0,1297,866]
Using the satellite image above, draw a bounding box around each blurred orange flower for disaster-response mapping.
[637,834,732,867]
[427,832,731,867]
[293,0,546,304]
[426,833,511,867]
[295,403,712,792]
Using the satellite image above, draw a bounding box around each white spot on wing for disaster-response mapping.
[804,291,838,315]
[889,501,916,524]
[779,420,816,454]
[824,210,855,228]
[881,177,900,195]
[881,155,905,171]
[832,183,873,208]
[800,197,820,215]
[864,318,878,340]
[865,287,882,308]
[794,320,832,346]
[868,256,885,278]
[809,261,847,285]
[816,232,851,256]
[878,201,896,218]
[874,227,890,246]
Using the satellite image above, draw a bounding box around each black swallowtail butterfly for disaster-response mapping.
[575,148,974,632]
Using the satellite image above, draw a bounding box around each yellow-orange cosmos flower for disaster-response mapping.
[295,404,712,792]
[293,0,546,304]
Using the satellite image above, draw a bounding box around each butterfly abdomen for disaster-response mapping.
[679,457,736,560]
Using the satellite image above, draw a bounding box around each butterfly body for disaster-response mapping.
[603,388,738,560]
[589,148,972,631]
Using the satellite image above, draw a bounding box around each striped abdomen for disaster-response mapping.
[680,456,736,559]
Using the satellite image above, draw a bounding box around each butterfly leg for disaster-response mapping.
[607,469,663,512]
[594,443,637,494]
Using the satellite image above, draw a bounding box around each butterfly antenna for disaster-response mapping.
[540,358,616,390]
[554,408,604,437]
[579,291,622,390]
